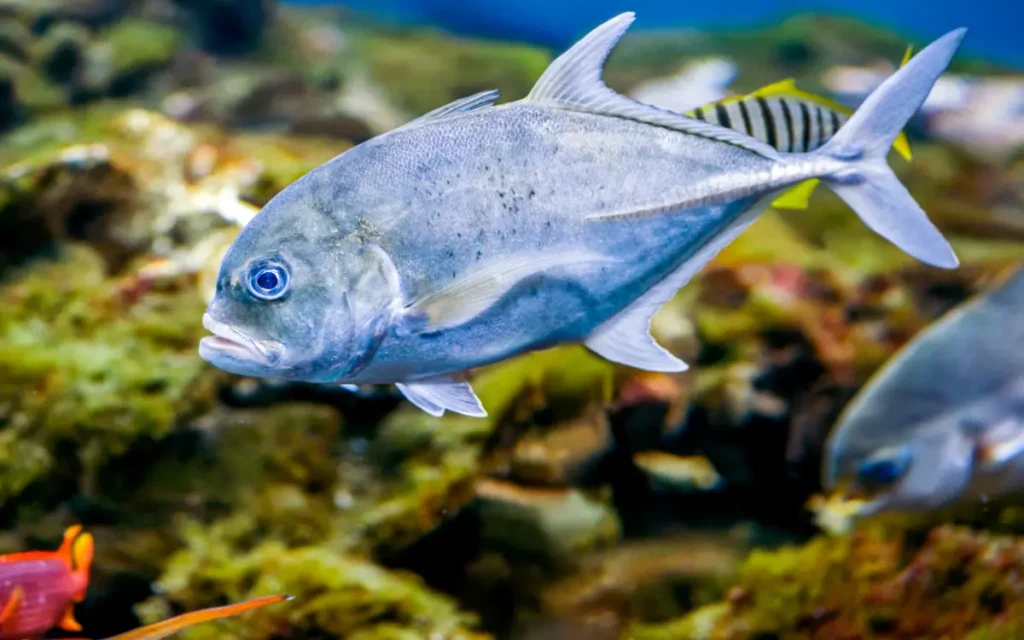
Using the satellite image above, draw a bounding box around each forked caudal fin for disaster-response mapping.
[815,27,966,270]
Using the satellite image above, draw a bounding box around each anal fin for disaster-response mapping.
[584,312,688,372]
[58,604,82,632]
[585,197,772,371]
[772,179,819,210]
[396,374,488,418]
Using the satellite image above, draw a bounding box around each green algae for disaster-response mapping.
[138,515,490,640]
[630,525,1024,640]
[104,19,182,77]
[0,246,211,503]
[353,28,550,115]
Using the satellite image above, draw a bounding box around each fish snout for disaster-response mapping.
[199,313,285,368]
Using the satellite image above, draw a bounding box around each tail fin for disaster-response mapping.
[817,28,965,269]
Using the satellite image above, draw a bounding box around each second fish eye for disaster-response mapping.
[856,448,912,487]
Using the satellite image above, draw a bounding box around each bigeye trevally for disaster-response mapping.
[198,13,965,418]
[823,267,1024,516]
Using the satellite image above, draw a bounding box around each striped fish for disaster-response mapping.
[687,47,914,209]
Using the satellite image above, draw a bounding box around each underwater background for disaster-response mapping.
[0,0,1023,639]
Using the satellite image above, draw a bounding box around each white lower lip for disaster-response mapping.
[200,315,262,362]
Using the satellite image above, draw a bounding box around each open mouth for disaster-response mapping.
[200,314,279,365]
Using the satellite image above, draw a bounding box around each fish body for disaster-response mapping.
[0,526,93,640]
[824,268,1024,515]
[200,13,965,417]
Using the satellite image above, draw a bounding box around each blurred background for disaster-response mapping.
[0,0,1023,639]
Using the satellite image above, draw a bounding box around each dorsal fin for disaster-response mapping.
[523,13,781,160]
[58,524,83,567]
[397,89,501,131]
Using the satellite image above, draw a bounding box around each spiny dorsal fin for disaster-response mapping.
[523,13,781,160]
[398,89,501,131]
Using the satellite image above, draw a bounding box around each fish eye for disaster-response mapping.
[856,447,912,488]
[246,260,290,301]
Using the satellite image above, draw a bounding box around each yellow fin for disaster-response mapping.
[772,179,820,210]
[58,604,82,632]
[901,44,914,67]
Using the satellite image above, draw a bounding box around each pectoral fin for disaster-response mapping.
[974,417,1024,467]
[0,586,23,626]
[95,595,289,640]
[396,374,487,417]
[405,250,615,332]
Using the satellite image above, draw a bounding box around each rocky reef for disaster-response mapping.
[0,2,1023,639]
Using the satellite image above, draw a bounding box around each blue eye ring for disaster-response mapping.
[246,259,290,301]
[856,448,912,488]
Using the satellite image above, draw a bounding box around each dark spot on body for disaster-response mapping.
[528,189,536,198]
[499,191,506,199]
[476,250,482,260]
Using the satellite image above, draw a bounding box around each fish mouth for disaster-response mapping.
[199,313,284,367]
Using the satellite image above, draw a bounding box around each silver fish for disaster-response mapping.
[823,267,1024,515]
[198,13,965,418]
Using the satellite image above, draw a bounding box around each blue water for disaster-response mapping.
[291,0,1023,67]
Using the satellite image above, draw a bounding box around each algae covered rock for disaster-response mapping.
[354,28,550,116]
[138,515,490,640]
[633,525,1024,640]
[0,246,212,505]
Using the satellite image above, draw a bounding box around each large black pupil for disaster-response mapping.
[256,270,279,291]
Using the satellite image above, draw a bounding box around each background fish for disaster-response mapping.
[823,266,1024,515]
[685,50,914,210]
[199,13,964,418]
[628,58,738,114]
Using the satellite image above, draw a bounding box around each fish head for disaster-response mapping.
[823,411,976,516]
[199,192,398,382]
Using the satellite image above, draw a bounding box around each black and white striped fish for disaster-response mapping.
[686,78,912,158]
[686,54,914,210]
